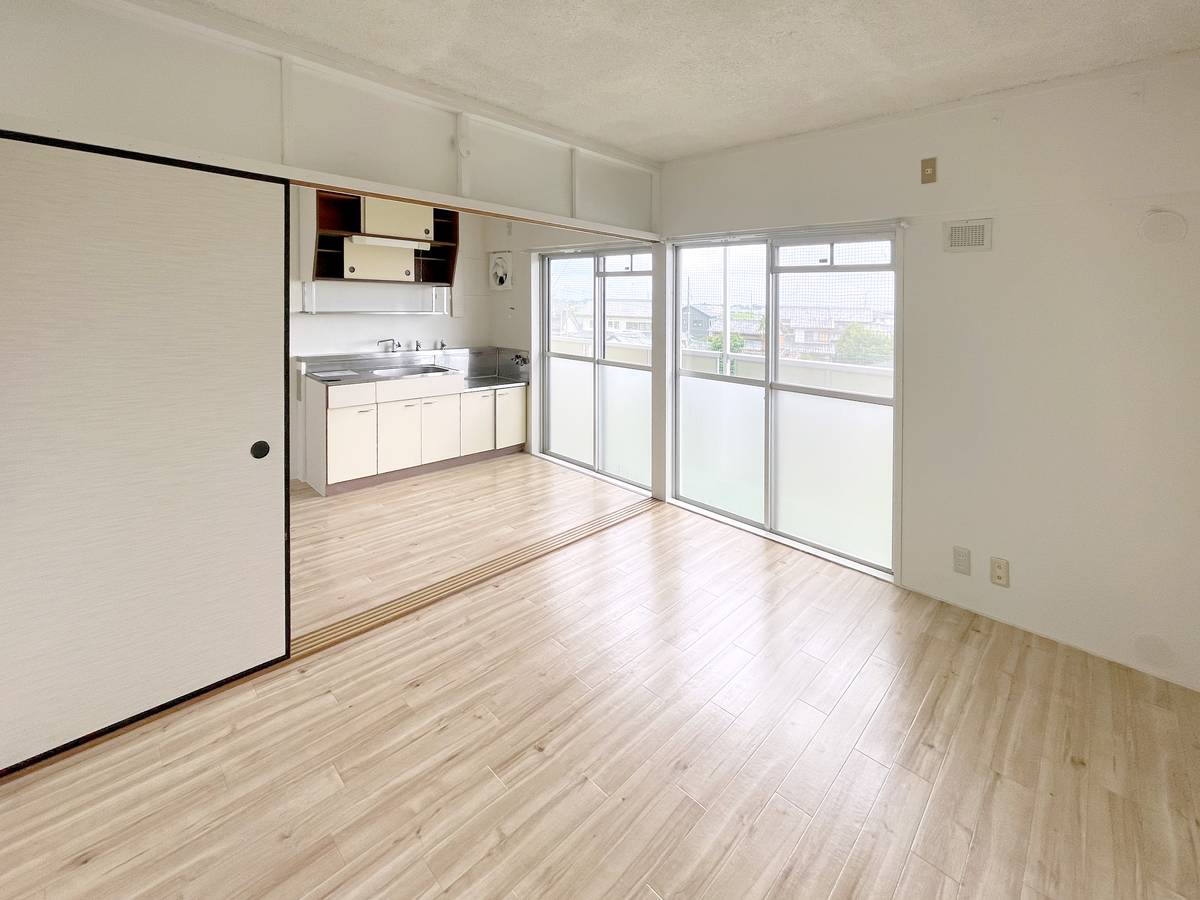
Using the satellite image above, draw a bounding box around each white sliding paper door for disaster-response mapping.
[0,137,288,771]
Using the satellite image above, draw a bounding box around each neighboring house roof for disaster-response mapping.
[604,299,653,318]
[729,317,764,336]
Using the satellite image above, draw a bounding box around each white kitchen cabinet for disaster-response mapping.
[420,394,460,464]
[377,400,421,473]
[327,404,378,483]
[343,239,414,281]
[495,385,527,448]
[327,381,377,409]
[362,197,434,241]
[460,390,495,456]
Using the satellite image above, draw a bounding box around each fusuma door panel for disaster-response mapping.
[0,137,287,771]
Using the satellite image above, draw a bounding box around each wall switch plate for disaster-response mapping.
[990,557,1010,587]
[921,157,937,184]
[953,546,971,575]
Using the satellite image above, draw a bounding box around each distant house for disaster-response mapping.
[604,299,653,335]
[679,304,715,343]
[779,309,895,362]
[729,313,766,353]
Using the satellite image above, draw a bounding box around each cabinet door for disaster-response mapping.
[328,404,378,483]
[460,390,495,456]
[343,240,414,281]
[378,400,422,473]
[327,381,377,408]
[421,395,461,464]
[363,197,434,240]
[495,386,528,448]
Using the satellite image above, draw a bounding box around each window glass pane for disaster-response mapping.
[776,271,895,398]
[777,243,831,266]
[602,274,652,366]
[726,244,767,378]
[678,375,764,523]
[678,246,724,374]
[548,356,594,465]
[833,240,891,265]
[599,364,650,487]
[602,252,652,272]
[677,244,766,377]
[548,256,593,355]
[773,392,892,568]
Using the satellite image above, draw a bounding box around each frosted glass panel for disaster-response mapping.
[678,376,764,523]
[548,357,594,465]
[774,392,892,568]
[599,365,650,487]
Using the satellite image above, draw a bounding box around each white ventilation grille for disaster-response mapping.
[943,218,992,252]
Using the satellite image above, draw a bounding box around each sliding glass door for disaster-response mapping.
[677,243,768,521]
[544,250,652,489]
[675,230,897,571]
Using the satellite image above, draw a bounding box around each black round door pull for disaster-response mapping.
[250,441,270,459]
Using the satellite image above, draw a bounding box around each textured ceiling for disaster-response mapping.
[183,0,1200,161]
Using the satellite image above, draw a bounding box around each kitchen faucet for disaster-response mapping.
[376,338,399,353]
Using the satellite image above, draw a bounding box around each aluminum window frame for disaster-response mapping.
[672,224,901,575]
[675,241,771,380]
[541,245,654,491]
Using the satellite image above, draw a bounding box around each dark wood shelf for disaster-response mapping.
[312,191,459,287]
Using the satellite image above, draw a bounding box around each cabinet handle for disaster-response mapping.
[404,402,418,407]
[357,409,372,414]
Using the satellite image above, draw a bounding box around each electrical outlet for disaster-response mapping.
[953,546,971,575]
[990,557,1010,588]
[921,157,937,184]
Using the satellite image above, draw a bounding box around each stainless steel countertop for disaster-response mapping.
[305,369,526,392]
[306,368,449,386]
[298,349,528,392]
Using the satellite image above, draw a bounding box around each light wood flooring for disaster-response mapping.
[4,502,1199,899]
[289,453,642,635]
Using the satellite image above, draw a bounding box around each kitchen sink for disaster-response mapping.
[371,365,453,377]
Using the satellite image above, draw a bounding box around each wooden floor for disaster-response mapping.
[4,502,1199,899]
[290,453,641,635]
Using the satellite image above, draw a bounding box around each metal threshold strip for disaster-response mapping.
[290,497,659,659]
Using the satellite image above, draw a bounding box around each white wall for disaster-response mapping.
[0,0,658,236]
[662,54,1200,689]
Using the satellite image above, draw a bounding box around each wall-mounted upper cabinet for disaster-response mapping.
[363,197,434,241]
[343,240,414,281]
[304,190,459,286]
